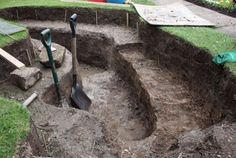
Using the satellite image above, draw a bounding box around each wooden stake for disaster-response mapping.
[126,13,129,27]
[26,49,32,66]
[64,9,67,22]
[136,22,139,35]
[16,9,19,21]
[95,10,98,25]
[35,9,38,20]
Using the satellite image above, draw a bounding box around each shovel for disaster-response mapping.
[41,29,68,107]
[70,13,91,110]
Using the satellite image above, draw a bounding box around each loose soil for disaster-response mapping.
[81,64,151,141]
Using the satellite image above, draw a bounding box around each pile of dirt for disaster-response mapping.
[38,107,120,158]
[167,122,236,157]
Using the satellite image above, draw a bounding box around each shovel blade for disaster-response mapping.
[71,85,91,110]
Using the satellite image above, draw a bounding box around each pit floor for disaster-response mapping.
[81,64,150,141]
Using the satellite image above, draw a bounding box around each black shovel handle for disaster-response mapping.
[70,14,78,38]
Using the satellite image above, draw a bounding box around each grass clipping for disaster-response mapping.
[0,97,30,158]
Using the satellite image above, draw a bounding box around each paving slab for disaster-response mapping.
[155,0,236,37]
[133,3,214,26]
[0,20,25,35]
[184,1,236,26]
[217,24,236,37]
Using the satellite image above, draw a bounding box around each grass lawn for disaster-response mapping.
[0,18,28,48]
[0,97,30,158]
[0,0,154,10]
[162,27,236,54]
[162,26,236,73]
[0,31,28,48]
[0,0,132,11]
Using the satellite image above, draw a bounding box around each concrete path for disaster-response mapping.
[154,0,236,37]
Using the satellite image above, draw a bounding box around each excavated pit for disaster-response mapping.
[1,7,236,157]
[37,30,228,157]
[42,64,152,141]
[18,26,235,157]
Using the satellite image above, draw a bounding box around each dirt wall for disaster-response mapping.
[28,27,114,68]
[0,7,139,28]
[139,23,236,120]
[0,36,35,81]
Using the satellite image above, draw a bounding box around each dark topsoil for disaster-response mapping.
[0,7,235,158]
[0,36,35,81]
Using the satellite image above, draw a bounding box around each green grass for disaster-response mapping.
[0,18,28,48]
[0,0,134,11]
[0,0,153,10]
[0,31,28,48]
[162,26,236,73]
[0,97,30,158]
[132,0,154,5]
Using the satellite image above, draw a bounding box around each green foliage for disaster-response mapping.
[201,0,236,11]
[0,97,30,158]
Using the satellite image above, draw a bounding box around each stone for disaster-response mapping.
[31,39,66,68]
[10,67,42,90]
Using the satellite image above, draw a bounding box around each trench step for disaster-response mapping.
[116,48,210,136]
[20,20,141,46]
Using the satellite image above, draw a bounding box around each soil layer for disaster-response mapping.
[0,36,35,81]
[0,8,235,157]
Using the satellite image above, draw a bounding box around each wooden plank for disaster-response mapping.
[0,48,25,69]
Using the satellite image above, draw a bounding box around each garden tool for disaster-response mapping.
[70,13,91,110]
[41,29,68,107]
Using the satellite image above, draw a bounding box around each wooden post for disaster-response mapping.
[126,13,129,27]
[64,9,67,22]
[95,10,98,25]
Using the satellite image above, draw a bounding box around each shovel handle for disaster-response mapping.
[40,29,62,102]
[40,28,51,49]
[70,14,78,38]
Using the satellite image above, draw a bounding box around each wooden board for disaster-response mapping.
[0,48,25,69]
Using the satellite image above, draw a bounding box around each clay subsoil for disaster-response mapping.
[0,12,235,158]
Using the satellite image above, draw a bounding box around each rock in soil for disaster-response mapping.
[10,66,42,90]
[31,39,66,68]
[166,122,236,157]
